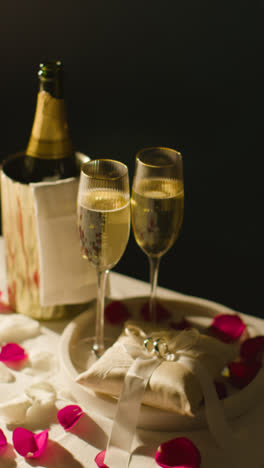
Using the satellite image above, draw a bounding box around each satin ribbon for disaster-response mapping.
[104,353,160,468]
[182,356,264,468]
[179,356,237,449]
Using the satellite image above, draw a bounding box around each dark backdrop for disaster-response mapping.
[1,1,263,317]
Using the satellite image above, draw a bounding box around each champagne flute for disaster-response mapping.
[77,159,130,358]
[131,147,184,321]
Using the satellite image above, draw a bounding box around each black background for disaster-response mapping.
[0,1,263,317]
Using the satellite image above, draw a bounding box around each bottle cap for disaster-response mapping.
[39,60,62,79]
[38,61,63,98]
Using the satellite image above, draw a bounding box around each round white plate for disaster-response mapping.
[59,294,264,431]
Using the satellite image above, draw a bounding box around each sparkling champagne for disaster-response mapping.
[78,189,130,271]
[131,177,184,257]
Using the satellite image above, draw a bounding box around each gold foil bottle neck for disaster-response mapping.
[26,91,73,160]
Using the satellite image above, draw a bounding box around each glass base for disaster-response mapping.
[72,336,114,371]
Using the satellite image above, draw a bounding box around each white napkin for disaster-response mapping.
[31,178,97,306]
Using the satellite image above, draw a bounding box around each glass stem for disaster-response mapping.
[94,268,109,356]
[148,255,161,322]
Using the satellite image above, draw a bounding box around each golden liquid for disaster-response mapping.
[131,178,184,256]
[78,189,130,270]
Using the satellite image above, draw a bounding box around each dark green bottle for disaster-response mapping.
[4,60,78,183]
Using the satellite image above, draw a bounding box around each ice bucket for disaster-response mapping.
[0,152,96,320]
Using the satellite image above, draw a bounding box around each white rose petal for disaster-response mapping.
[0,362,15,383]
[30,351,58,375]
[0,314,40,343]
[25,381,56,406]
[0,394,32,424]
[25,381,57,426]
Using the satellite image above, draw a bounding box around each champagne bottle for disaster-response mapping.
[0,61,92,320]
[5,60,78,183]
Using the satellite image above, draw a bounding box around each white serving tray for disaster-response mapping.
[59,295,264,431]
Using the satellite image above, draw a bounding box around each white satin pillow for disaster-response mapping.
[76,322,237,415]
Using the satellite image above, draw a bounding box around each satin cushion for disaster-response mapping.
[76,322,237,415]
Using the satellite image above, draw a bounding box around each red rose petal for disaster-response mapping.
[57,405,84,430]
[210,314,246,343]
[170,318,191,330]
[228,360,261,389]
[240,336,264,362]
[0,343,28,362]
[0,429,7,447]
[105,301,131,325]
[214,380,227,399]
[155,437,201,468]
[94,450,109,468]
[12,428,49,458]
[141,301,171,322]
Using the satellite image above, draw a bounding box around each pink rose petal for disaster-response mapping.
[210,314,246,342]
[228,360,261,389]
[0,343,28,362]
[57,405,84,430]
[0,429,7,447]
[155,437,201,468]
[240,336,264,362]
[141,301,171,322]
[95,450,109,468]
[105,301,131,325]
[12,428,49,458]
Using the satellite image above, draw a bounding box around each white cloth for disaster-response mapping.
[31,178,97,306]
[1,258,264,467]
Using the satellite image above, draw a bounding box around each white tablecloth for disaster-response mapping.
[0,237,264,468]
